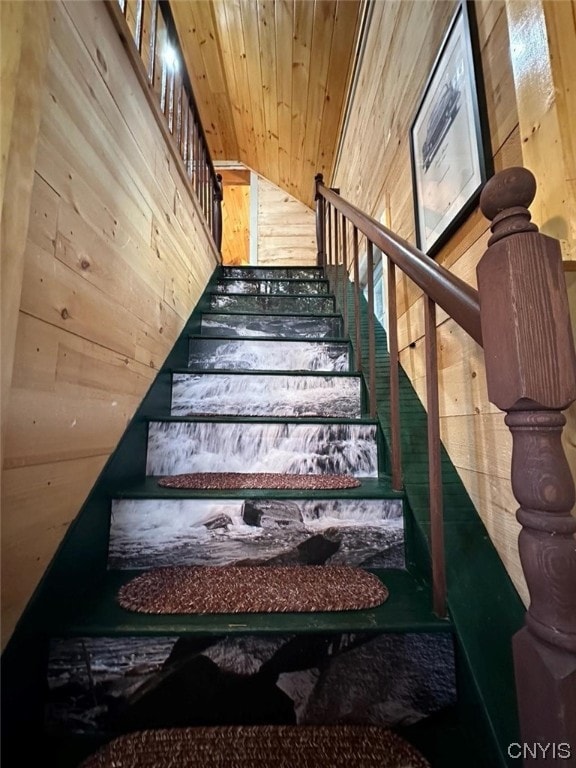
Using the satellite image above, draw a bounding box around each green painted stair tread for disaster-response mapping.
[209,291,336,298]
[402,481,489,524]
[170,368,362,380]
[221,267,324,276]
[217,275,330,282]
[43,569,453,637]
[187,333,349,343]
[147,414,380,426]
[112,475,405,500]
[199,310,343,318]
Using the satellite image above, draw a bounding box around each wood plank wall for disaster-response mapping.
[221,184,250,266]
[257,176,316,266]
[333,0,532,602]
[1,0,218,646]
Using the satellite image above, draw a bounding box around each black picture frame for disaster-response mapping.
[409,1,492,257]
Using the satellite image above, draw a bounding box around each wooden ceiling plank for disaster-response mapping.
[188,1,239,159]
[240,0,269,176]
[209,0,249,164]
[275,0,295,191]
[169,0,361,207]
[296,0,337,207]
[290,0,316,201]
[317,0,363,189]
[257,0,281,187]
[171,2,236,159]
[216,0,257,166]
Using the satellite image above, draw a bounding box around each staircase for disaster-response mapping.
[3,264,506,767]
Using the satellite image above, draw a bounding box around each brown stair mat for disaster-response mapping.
[158,472,361,490]
[80,725,429,767]
[118,565,388,614]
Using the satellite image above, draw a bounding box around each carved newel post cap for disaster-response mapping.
[480,167,538,244]
[480,167,536,220]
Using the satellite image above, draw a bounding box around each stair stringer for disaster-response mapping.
[0,267,222,760]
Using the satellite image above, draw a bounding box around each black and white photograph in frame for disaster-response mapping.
[410,0,491,256]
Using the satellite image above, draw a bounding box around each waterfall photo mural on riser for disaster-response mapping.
[187,339,351,372]
[222,268,323,280]
[145,422,379,477]
[109,498,405,570]
[46,633,456,735]
[200,314,343,338]
[213,280,329,295]
[171,373,362,418]
[209,294,335,314]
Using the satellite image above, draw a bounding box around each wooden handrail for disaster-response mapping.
[315,166,576,750]
[316,177,483,346]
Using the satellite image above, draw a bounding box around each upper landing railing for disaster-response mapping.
[107,0,223,253]
[315,168,576,752]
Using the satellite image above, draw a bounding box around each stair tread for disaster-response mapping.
[201,309,343,317]
[148,415,378,424]
[218,276,327,283]
[209,291,335,298]
[188,334,348,342]
[113,475,404,500]
[170,368,361,378]
[46,569,452,637]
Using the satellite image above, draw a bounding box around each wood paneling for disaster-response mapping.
[257,177,316,266]
[170,0,362,207]
[221,184,250,266]
[506,0,576,260]
[217,166,318,266]
[1,0,52,481]
[1,0,217,647]
[333,0,532,600]
[2,453,108,640]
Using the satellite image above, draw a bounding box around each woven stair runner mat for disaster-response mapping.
[157,472,361,490]
[118,565,388,614]
[80,725,430,768]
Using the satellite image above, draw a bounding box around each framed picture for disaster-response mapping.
[410,1,492,256]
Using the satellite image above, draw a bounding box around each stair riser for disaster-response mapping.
[146,421,379,477]
[214,279,329,295]
[187,339,350,372]
[109,498,404,570]
[209,294,335,314]
[46,633,456,735]
[171,373,362,418]
[201,313,343,339]
[222,267,323,280]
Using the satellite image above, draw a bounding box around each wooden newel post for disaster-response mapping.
[477,167,576,759]
[315,173,326,269]
[213,173,223,256]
